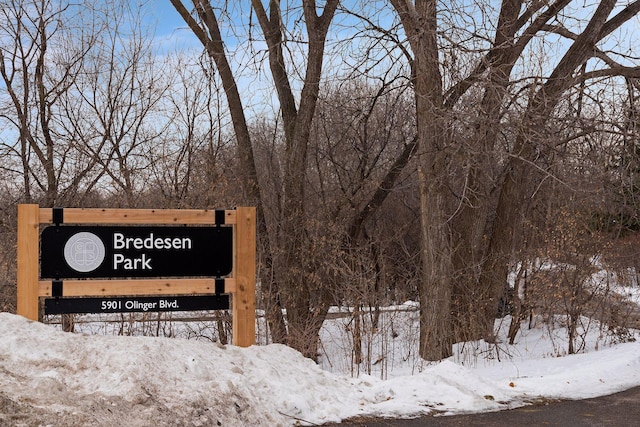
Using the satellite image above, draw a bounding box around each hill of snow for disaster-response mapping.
[2,310,640,426]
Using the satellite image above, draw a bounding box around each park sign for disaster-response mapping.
[17,206,257,347]
[41,226,232,279]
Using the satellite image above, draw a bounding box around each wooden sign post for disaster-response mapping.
[16,205,256,347]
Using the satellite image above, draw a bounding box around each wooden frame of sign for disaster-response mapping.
[16,204,256,347]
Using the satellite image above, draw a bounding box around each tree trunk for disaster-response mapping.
[418,165,453,360]
[391,0,453,360]
[450,0,521,343]
[479,0,619,340]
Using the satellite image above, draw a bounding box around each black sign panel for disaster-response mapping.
[44,295,230,315]
[41,226,232,279]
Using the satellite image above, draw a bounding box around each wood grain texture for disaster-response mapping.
[39,208,236,225]
[38,278,236,297]
[17,204,40,320]
[232,206,256,347]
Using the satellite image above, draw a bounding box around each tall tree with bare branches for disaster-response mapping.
[170,0,339,358]
[385,0,640,359]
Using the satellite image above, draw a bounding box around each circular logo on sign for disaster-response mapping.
[64,232,106,272]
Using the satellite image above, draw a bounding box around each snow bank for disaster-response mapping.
[2,312,640,426]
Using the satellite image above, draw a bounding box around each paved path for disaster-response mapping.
[325,385,640,426]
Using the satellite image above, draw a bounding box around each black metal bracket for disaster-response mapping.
[215,278,225,294]
[52,279,63,298]
[52,207,64,225]
[215,209,226,226]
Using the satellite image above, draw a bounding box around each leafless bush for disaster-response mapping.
[510,207,638,354]
[45,311,233,343]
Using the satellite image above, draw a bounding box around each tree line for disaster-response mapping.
[2,0,640,361]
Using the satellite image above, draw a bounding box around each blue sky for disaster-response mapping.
[151,2,187,36]
[147,1,201,50]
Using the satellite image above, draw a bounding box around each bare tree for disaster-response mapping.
[0,0,167,208]
[170,0,340,358]
[146,54,226,208]
[1,0,173,332]
[480,0,640,343]
[288,76,417,362]
[382,0,640,359]
[64,0,169,207]
[0,0,98,205]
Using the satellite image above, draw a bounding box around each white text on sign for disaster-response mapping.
[112,232,193,270]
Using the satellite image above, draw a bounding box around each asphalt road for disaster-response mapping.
[325,385,640,426]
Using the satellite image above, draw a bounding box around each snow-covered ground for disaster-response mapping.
[2,301,640,426]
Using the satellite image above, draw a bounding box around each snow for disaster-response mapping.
[2,307,640,426]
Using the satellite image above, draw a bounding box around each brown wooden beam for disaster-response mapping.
[39,208,236,225]
[38,278,236,297]
[233,206,256,347]
[17,204,40,320]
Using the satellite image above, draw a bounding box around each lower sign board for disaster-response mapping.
[44,295,230,315]
[40,225,233,279]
